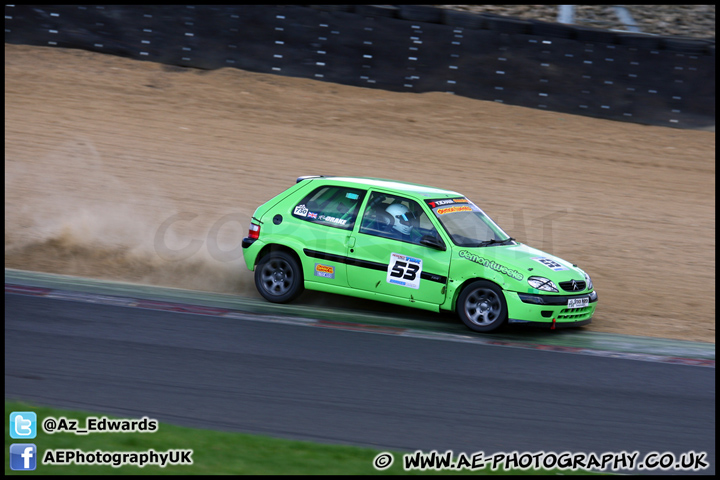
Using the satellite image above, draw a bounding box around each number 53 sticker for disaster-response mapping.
[386,253,422,289]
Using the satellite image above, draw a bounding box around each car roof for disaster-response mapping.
[302,176,463,199]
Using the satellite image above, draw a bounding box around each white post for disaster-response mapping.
[613,5,641,32]
[558,5,575,24]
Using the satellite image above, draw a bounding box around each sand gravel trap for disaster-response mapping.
[5,44,715,343]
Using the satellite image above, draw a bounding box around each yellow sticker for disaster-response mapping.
[437,205,472,215]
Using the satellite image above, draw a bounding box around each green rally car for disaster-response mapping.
[242,176,597,333]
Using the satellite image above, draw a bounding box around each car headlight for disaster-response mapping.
[584,272,593,290]
[527,276,559,293]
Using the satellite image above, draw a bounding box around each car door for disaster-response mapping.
[290,184,367,288]
[346,190,451,305]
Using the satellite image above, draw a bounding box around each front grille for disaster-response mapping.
[557,306,593,321]
[559,280,586,292]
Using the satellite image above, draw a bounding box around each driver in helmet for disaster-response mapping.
[385,203,419,241]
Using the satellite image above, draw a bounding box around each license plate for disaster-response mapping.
[567,297,589,309]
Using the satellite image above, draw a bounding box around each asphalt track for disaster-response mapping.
[4,269,715,474]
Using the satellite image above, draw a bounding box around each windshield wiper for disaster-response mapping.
[477,237,515,247]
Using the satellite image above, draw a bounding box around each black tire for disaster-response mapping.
[442,9,486,29]
[615,33,661,50]
[529,20,575,39]
[255,251,304,303]
[354,5,398,19]
[398,5,443,23]
[483,15,531,35]
[457,280,508,333]
[661,38,711,55]
[573,25,617,45]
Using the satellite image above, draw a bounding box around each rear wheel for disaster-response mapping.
[255,251,304,303]
[457,280,507,333]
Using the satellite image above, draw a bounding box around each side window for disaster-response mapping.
[292,186,366,230]
[359,192,440,245]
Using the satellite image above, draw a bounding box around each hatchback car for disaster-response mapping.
[242,176,597,333]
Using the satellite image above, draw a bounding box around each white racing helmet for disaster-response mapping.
[385,203,416,235]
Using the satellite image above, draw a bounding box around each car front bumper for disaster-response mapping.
[506,290,598,326]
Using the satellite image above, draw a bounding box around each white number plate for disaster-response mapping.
[567,297,589,309]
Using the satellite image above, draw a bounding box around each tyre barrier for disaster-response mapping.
[4,4,714,129]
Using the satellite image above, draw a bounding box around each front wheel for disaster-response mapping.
[457,280,508,333]
[255,251,304,303]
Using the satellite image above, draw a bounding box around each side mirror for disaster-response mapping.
[420,235,446,251]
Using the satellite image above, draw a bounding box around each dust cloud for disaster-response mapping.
[4,135,257,297]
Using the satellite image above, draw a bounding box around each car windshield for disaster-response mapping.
[426,198,515,247]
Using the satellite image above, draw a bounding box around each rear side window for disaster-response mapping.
[291,185,367,230]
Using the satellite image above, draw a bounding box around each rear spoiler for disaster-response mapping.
[296,175,331,183]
